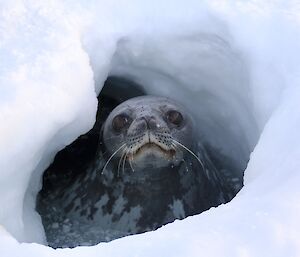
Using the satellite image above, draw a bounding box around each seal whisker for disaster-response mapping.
[122,150,128,175]
[172,139,205,170]
[170,142,189,173]
[128,154,135,173]
[170,142,178,151]
[101,143,126,174]
[117,149,127,177]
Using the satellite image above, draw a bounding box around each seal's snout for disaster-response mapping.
[127,114,173,151]
[133,115,161,133]
[144,115,162,130]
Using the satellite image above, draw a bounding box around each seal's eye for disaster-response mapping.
[166,110,183,126]
[112,114,131,132]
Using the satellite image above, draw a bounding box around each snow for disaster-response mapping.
[0,0,300,256]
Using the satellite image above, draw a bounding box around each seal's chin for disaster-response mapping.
[130,143,176,168]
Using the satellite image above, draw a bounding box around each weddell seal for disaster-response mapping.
[37,95,240,248]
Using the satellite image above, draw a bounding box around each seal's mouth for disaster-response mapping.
[130,142,176,159]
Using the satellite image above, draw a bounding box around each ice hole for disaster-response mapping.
[29,34,259,248]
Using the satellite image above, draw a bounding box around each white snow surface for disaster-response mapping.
[0,0,300,256]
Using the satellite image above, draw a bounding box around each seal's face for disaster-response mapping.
[102,96,194,169]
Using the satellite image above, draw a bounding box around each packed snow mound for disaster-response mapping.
[0,0,300,256]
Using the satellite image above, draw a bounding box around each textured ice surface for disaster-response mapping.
[0,0,300,256]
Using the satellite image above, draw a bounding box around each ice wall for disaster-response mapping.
[0,1,97,243]
[0,0,300,256]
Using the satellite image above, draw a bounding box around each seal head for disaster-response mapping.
[102,96,194,170]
